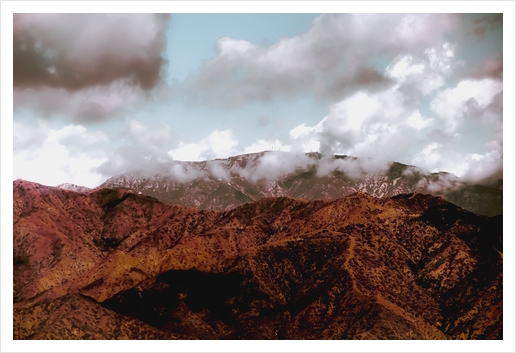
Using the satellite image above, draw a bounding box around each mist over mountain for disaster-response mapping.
[100,152,502,217]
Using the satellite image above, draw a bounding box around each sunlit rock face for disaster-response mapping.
[14,180,502,340]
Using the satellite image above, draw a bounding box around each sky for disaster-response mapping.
[11,12,506,188]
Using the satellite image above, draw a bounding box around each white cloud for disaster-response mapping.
[14,124,107,187]
[244,139,291,154]
[386,55,425,81]
[289,120,324,153]
[430,79,503,133]
[406,110,434,130]
[13,122,48,152]
[217,37,256,59]
[168,129,239,161]
[386,42,458,95]
[168,142,206,162]
[411,141,502,181]
[233,151,313,182]
[412,142,443,171]
[188,14,461,106]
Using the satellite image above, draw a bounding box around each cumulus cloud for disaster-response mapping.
[13,122,48,152]
[168,129,239,161]
[186,14,461,107]
[244,139,291,154]
[290,121,324,153]
[430,78,503,133]
[289,84,431,169]
[13,14,502,189]
[411,140,503,183]
[279,31,502,185]
[95,120,178,178]
[14,123,108,187]
[13,14,170,121]
[386,42,459,96]
[14,14,169,90]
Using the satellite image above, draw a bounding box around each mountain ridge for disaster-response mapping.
[99,152,502,216]
[13,180,503,339]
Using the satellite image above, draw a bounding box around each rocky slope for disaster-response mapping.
[56,183,92,193]
[13,180,503,339]
[100,152,503,216]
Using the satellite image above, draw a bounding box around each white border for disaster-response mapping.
[2,1,515,352]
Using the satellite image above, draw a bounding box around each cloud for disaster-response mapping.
[470,13,503,38]
[293,40,461,158]
[13,14,170,122]
[169,163,206,184]
[14,123,108,187]
[430,78,503,133]
[406,110,434,130]
[14,80,145,123]
[168,129,239,161]
[207,160,231,182]
[411,141,503,183]
[232,152,314,183]
[14,14,169,90]
[13,122,48,152]
[95,120,177,178]
[244,140,291,154]
[289,121,324,153]
[186,14,461,107]
[385,42,459,96]
[295,85,425,164]
[467,56,503,80]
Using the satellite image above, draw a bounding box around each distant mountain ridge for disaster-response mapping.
[56,183,92,193]
[100,152,503,216]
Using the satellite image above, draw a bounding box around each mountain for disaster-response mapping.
[56,183,92,193]
[13,180,503,339]
[100,152,503,216]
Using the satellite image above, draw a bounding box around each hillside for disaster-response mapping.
[100,152,503,216]
[13,180,503,339]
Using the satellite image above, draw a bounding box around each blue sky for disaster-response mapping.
[10,12,506,187]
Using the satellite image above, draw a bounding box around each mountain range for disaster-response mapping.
[98,152,503,217]
[14,178,503,339]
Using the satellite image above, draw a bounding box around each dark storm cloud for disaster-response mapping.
[13,14,169,91]
[185,14,461,107]
[471,13,503,38]
[13,14,170,122]
[467,56,503,80]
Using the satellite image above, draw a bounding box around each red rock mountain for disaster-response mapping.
[13,179,502,339]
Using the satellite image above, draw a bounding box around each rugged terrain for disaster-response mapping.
[100,152,503,217]
[13,179,503,339]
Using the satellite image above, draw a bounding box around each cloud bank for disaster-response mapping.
[13,13,503,188]
[13,14,170,122]
[185,14,461,107]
